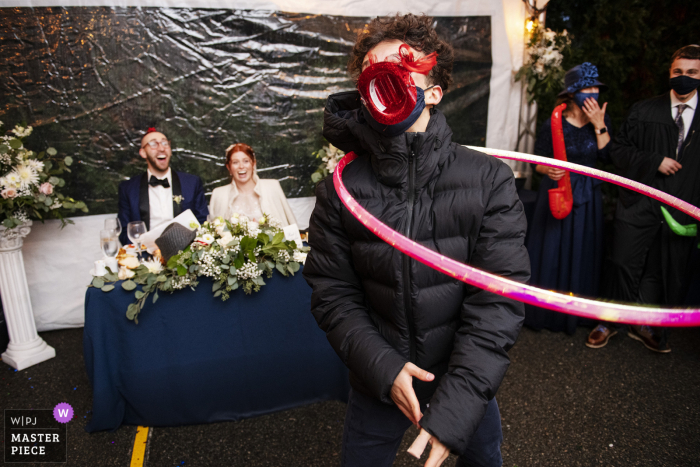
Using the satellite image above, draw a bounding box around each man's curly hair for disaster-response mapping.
[348,13,454,92]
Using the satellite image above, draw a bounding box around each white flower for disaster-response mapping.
[293,251,307,264]
[214,223,226,236]
[212,217,224,227]
[13,209,29,222]
[11,125,32,138]
[277,250,291,262]
[118,266,135,280]
[5,171,21,188]
[217,232,234,248]
[196,233,215,245]
[27,159,44,172]
[143,259,164,274]
[326,157,338,173]
[259,215,266,224]
[16,164,39,188]
[172,195,183,205]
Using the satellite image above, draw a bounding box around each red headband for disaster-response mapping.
[146,127,157,134]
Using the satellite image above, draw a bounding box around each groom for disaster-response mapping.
[117,128,208,245]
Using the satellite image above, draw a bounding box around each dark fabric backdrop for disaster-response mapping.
[0,8,492,215]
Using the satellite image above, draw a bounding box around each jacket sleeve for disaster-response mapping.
[302,177,408,404]
[190,176,209,224]
[419,161,530,455]
[117,180,132,246]
[611,103,665,185]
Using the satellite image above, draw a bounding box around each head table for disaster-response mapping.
[83,266,350,432]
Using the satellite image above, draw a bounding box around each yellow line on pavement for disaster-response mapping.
[130,426,150,467]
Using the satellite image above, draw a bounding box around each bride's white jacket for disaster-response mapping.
[208,173,297,227]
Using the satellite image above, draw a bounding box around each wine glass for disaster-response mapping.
[100,229,119,258]
[127,221,147,262]
[105,217,122,237]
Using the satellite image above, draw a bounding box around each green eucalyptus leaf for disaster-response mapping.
[214,290,222,297]
[126,304,138,320]
[135,290,145,300]
[92,277,105,288]
[177,265,187,276]
[46,147,57,156]
[212,282,222,292]
[63,155,73,166]
[122,280,137,291]
[9,138,22,150]
[101,284,115,292]
[153,291,159,304]
[276,262,286,275]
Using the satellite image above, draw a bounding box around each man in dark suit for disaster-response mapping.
[587,45,700,352]
[117,128,208,245]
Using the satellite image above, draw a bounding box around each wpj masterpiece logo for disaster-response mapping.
[4,404,72,463]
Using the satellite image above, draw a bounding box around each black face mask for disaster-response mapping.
[669,75,700,96]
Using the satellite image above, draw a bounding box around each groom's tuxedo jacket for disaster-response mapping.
[117,170,209,245]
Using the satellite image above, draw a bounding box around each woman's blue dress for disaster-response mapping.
[524,114,612,334]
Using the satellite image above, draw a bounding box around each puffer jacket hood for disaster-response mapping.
[304,91,530,455]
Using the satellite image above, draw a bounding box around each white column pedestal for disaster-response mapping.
[0,221,56,371]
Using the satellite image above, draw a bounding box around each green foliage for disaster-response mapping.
[90,214,308,323]
[0,122,88,228]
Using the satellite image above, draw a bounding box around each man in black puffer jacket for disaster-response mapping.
[303,14,530,467]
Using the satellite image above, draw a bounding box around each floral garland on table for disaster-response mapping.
[89,214,309,323]
[310,143,344,185]
[0,121,88,228]
[515,26,572,106]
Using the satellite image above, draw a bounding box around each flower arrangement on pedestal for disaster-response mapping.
[0,121,88,228]
[90,214,309,323]
[516,26,572,106]
[310,143,344,185]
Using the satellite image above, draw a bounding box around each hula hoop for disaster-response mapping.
[333,149,700,327]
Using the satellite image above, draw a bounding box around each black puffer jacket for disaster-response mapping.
[303,91,530,454]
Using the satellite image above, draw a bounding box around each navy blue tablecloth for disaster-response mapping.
[83,267,349,432]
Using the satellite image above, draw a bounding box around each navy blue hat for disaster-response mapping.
[558,62,607,96]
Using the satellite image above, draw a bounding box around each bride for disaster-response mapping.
[209,143,297,226]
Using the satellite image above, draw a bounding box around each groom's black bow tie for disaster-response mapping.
[149,175,170,188]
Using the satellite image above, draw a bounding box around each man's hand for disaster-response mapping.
[658,157,682,175]
[408,428,450,467]
[390,362,434,426]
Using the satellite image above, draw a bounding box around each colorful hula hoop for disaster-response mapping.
[333,149,700,327]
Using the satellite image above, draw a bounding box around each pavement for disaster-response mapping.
[2,324,700,466]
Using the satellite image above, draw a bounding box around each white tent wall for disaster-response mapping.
[2,0,527,331]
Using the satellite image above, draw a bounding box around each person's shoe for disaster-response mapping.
[628,325,671,353]
[585,324,618,348]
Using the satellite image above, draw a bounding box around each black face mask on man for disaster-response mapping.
[669,75,700,96]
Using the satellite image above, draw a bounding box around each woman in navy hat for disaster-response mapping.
[525,62,613,335]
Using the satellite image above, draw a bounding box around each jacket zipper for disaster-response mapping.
[403,144,417,363]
